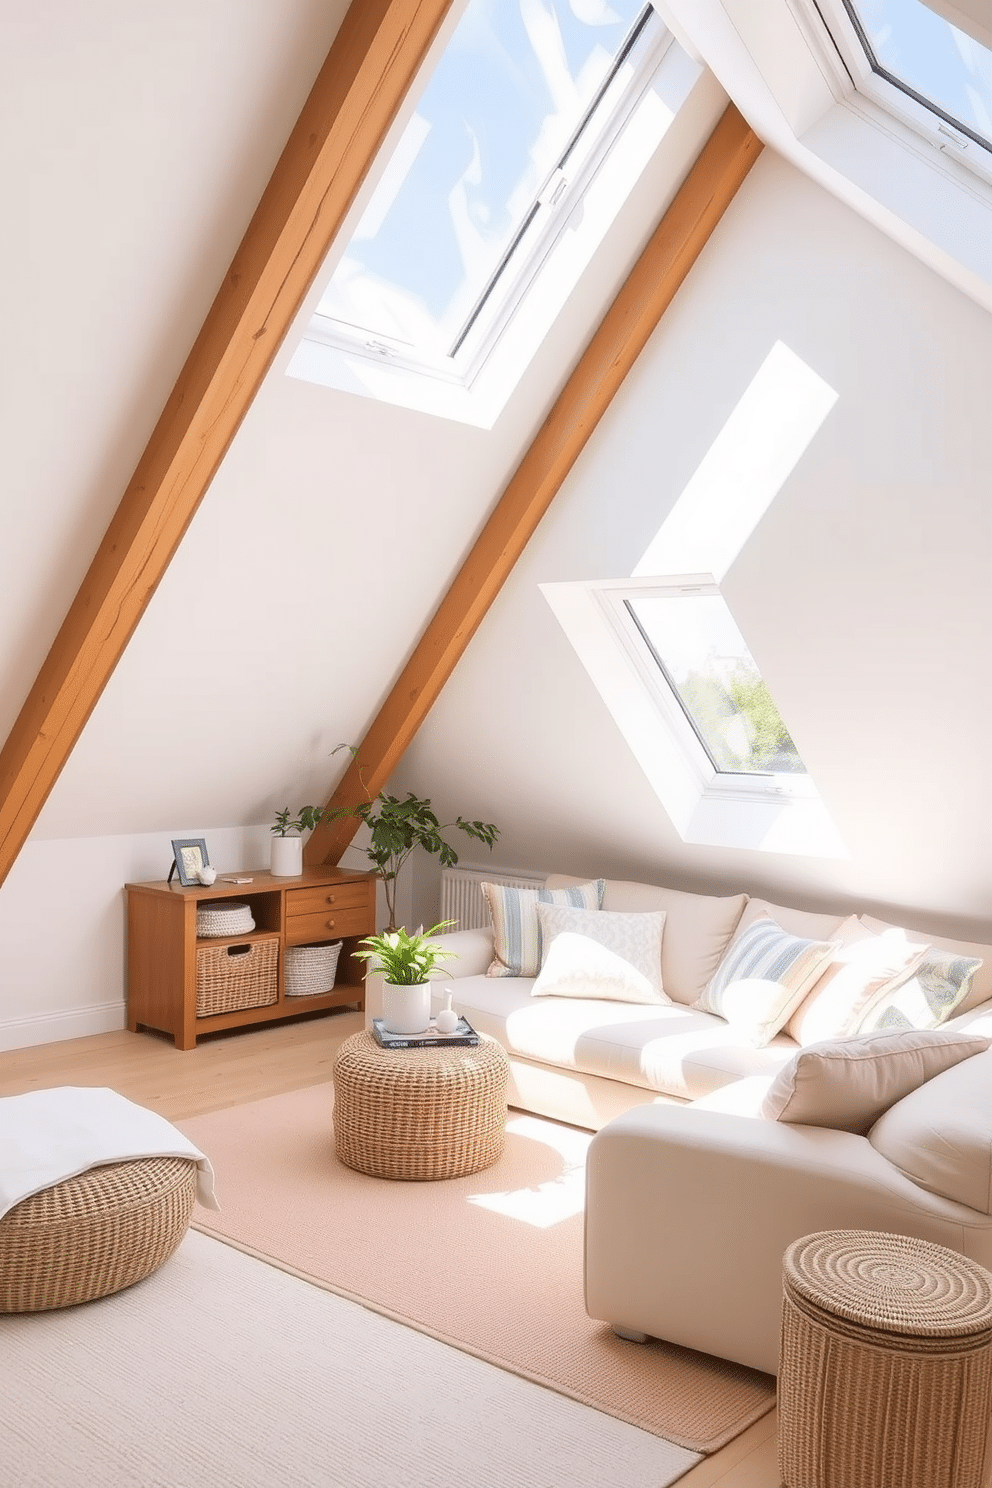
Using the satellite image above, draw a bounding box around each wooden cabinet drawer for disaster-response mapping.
[285,905,371,946]
[285,882,371,918]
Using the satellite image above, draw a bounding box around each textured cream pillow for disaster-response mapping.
[785,916,930,1046]
[761,1028,992,1135]
[532,904,669,1005]
[482,879,605,978]
[694,914,838,1048]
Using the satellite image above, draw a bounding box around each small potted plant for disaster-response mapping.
[352,921,456,1034]
[270,805,329,877]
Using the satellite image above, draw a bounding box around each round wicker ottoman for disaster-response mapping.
[0,1157,198,1313]
[332,1031,509,1180]
[779,1230,992,1488]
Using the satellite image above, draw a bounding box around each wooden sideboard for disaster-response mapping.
[125,867,375,1050]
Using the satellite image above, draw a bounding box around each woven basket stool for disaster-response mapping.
[332,1030,509,1181]
[779,1230,992,1488]
[0,1157,197,1313]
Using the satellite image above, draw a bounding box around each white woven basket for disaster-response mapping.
[196,901,255,938]
[285,941,342,997]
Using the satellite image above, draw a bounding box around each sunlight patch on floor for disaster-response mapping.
[467,1115,591,1229]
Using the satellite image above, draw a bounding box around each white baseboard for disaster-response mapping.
[1,1000,126,1052]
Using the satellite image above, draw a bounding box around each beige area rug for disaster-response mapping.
[181,1083,775,1455]
[0,1229,700,1488]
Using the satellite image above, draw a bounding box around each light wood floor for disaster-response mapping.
[2,1013,781,1487]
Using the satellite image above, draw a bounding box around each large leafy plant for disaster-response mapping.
[352,922,457,985]
[327,749,499,931]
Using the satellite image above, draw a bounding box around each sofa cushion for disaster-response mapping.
[694,914,838,1047]
[439,973,794,1100]
[532,904,669,1005]
[482,879,604,977]
[869,1047,992,1212]
[785,916,930,1045]
[852,925,981,1032]
[544,876,747,1007]
[761,1028,991,1135]
[860,914,992,1016]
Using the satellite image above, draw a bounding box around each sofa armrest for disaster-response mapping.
[584,1103,992,1375]
[428,928,494,980]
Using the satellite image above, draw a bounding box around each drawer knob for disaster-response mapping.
[327,895,336,904]
[327,919,335,929]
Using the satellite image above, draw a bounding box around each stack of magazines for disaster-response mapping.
[371,1016,480,1050]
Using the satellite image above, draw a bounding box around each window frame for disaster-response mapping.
[300,4,675,392]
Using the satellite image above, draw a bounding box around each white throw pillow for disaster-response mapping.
[785,916,930,1046]
[854,941,982,1034]
[694,914,838,1048]
[532,904,669,1005]
[761,1028,992,1135]
[482,879,605,978]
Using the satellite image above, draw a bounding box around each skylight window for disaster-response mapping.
[288,1,702,424]
[841,0,992,150]
[816,0,992,165]
[314,0,650,372]
[625,592,805,777]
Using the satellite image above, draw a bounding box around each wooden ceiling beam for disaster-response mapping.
[0,0,456,889]
[305,103,763,868]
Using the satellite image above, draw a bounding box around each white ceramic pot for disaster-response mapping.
[382,980,432,1035]
[270,835,303,877]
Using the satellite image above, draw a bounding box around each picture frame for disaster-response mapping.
[170,837,209,888]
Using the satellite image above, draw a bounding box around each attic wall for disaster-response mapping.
[395,149,992,941]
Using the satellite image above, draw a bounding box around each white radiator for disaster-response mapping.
[439,867,545,932]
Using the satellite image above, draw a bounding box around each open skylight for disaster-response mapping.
[315,0,648,367]
[288,1,708,424]
[815,0,992,170]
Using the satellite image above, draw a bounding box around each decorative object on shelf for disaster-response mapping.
[270,805,333,878]
[326,745,500,930]
[353,922,457,1035]
[435,990,459,1034]
[170,838,210,888]
[284,941,343,997]
[196,901,255,938]
[197,865,217,886]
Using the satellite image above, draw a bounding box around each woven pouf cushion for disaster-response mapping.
[779,1229,992,1488]
[0,1156,198,1313]
[332,1031,509,1180]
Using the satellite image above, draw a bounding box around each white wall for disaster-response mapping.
[396,150,992,942]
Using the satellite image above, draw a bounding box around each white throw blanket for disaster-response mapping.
[0,1086,219,1220]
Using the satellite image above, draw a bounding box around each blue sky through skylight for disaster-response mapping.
[317,0,645,355]
[847,0,992,147]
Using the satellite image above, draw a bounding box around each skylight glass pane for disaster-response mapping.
[626,595,806,776]
[844,0,992,149]
[317,0,646,356]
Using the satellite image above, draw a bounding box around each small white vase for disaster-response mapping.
[382,981,432,1035]
[270,835,303,877]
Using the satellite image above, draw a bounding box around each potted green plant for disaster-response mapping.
[353,921,457,1033]
[326,750,500,930]
[270,805,330,877]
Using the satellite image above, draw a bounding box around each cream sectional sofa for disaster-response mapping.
[374,873,992,1132]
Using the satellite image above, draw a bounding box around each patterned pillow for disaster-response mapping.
[694,914,838,1048]
[855,945,983,1035]
[482,879,605,977]
[531,904,669,1004]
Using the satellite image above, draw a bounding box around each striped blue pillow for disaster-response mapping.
[694,914,838,1046]
[483,879,605,978]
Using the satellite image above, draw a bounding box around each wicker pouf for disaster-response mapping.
[332,1031,509,1180]
[779,1230,992,1488]
[0,1157,198,1313]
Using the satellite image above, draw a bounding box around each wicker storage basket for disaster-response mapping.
[779,1230,992,1488]
[196,900,255,938]
[0,1157,197,1312]
[195,936,278,1017]
[285,941,342,997]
